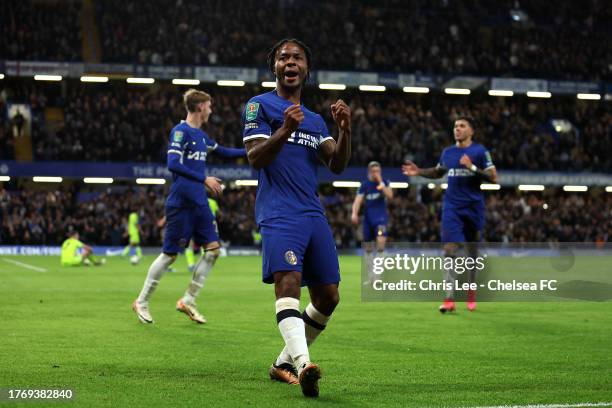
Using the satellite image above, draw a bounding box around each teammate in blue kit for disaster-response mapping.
[242,39,351,397]
[351,161,393,282]
[133,89,245,325]
[402,116,497,313]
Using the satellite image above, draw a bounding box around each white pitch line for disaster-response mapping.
[465,403,612,408]
[2,258,48,272]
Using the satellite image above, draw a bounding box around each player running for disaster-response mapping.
[401,116,497,313]
[133,89,245,325]
[351,161,393,282]
[60,230,105,266]
[242,39,351,397]
[121,209,142,263]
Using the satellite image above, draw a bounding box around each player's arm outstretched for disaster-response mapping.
[245,104,303,169]
[459,154,498,183]
[209,143,246,158]
[401,161,448,179]
[320,99,352,174]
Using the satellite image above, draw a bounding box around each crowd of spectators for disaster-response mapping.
[9,81,609,172]
[96,0,612,81]
[2,1,611,81]
[0,1,81,62]
[1,183,609,248]
[0,185,165,247]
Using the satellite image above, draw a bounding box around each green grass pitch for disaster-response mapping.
[1,255,611,407]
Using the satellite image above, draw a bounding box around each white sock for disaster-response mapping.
[275,302,330,366]
[136,253,175,304]
[182,250,217,305]
[276,297,309,368]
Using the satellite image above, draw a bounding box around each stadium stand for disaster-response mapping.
[2,80,608,171]
[1,184,609,248]
[2,1,611,80]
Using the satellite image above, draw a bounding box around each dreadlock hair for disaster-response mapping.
[266,38,312,83]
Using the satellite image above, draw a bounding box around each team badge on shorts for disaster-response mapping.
[376,225,387,236]
[284,250,298,266]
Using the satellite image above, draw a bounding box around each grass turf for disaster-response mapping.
[0,255,611,407]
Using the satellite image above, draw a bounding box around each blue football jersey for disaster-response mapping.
[358,179,390,220]
[438,143,495,207]
[166,122,218,208]
[242,90,334,224]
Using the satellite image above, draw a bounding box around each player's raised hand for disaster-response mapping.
[331,99,351,131]
[282,104,304,134]
[402,160,420,176]
[459,154,473,168]
[205,176,224,198]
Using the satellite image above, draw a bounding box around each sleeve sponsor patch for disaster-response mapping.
[245,102,260,121]
[173,131,184,143]
[245,122,259,130]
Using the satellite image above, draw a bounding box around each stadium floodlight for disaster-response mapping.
[332,181,361,188]
[358,85,386,92]
[261,81,276,88]
[0,176,10,181]
[319,83,347,90]
[80,76,109,83]
[444,88,471,95]
[127,77,155,84]
[526,91,551,98]
[172,78,200,85]
[427,183,436,189]
[136,178,166,185]
[217,80,245,87]
[235,179,258,186]
[481,183,501,190]
[33,176,63,183]
[0,74,4,80]
[543,203,549,209]
[402,86,429,94]
[34,75,62,81]
[606,186,612,193]
[389,182,409,188]
[83,177,114,184]
[563,185,588,192]
[441,183,448,190]
[518,184,545,191]
[488,90,514,97]
[577,93,601,100]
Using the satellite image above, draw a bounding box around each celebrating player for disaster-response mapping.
[351,161,393,282]
[132,89,245,325]
[121,208,142,263]
[401,116,497,312]
[242,39,351,397]
[60,230,105,267]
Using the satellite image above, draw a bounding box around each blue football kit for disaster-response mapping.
[164,121,245,254]
[358,179,390,241]
[438,143,494,242]
[242,90,340,286]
